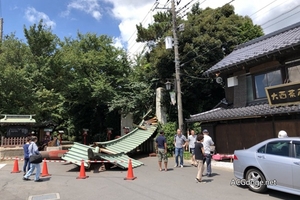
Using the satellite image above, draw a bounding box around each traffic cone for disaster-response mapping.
[124,159,136,180]
[11,157,21,173]
[76,160,89,179]
[41,158,51,177]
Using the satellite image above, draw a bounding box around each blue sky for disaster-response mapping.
[1,0,300,56]
[2,0,120,41]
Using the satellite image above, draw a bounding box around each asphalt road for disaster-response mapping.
[0,156,298,200]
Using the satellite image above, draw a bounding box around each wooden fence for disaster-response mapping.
[1,136,26,147]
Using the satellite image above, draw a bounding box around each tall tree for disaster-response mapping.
[23,20,65,127]
[0,34,36,114]
[60,33,131,139]
[136,3,263,121]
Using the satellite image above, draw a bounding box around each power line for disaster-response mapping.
[260,4,300,27]
[249,0,279,17]
[250,0,286,21]
[126,1,159,51]
[262,9,300,30]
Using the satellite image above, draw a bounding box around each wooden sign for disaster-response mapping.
[265,82,300,106]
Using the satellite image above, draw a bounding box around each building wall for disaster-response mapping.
[213,118,300,154]
[233,74,247,108]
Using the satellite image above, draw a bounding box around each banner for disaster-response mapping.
[169,91,176,105]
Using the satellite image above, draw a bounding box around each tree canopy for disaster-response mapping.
[136,3,263,122]
[0,3,264,140]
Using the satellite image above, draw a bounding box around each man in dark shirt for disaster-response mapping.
[155,131,168,171]
[194,134,205,183]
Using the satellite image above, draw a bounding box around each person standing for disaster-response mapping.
[23,136,43,182]
[188,129,197,166]
[202,129,214,177]
[22,137,31,175]
[195,134,205,183]
[174,129,187,168]
[155,131,168,171]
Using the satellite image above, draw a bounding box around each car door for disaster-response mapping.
[256,141,293,188]
[292,141,300,190]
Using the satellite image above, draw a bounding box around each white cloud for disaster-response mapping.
[103,0,300,57]
[103,0,158,57]
[25,7,56,29]
[62,0,102,21]
[112,37,123,49]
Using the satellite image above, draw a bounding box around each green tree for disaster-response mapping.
[0,34,36,114]
[60,33,131,140]
[23,20,67,128]
[136,3,264,123]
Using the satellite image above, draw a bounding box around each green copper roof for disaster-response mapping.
[96,124,158,154]
[62,120,158,169]
[0,114,36,124]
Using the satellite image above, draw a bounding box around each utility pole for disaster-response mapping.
[171,0,184,133]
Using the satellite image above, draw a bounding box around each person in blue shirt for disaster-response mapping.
[155,131,168,171]
[22,137,31,175]
[23,136,43,182]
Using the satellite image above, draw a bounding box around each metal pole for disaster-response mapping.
[171,0,184,133]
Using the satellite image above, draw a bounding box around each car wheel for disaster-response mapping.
[245,168,267,193]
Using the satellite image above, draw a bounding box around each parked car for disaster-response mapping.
[233,137,300,196]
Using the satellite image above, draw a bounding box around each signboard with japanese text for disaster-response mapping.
[265,82,300,106]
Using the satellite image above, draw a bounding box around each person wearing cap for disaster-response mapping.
[23,136,43,182]
[22,136,32,175]
[174,129,188,168]
[155,130,168,171]
[202,129,214,177]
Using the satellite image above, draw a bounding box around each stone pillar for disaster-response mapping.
[156,87,167,124]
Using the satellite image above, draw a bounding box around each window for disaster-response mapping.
[288,65,300,82]
[257,145,266,153]
[294,142,300,158]
[264,141,290,157]
[254,70,282,98]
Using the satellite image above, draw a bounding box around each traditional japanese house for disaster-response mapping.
[186,22,300,154]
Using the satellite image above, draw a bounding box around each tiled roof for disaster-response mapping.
[186,103,300,123]
[204,22,300,76]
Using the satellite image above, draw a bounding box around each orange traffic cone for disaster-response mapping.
[124,159,136,180]
[11,157,21,173]
[41,158,51,177]
[76,160,89,179]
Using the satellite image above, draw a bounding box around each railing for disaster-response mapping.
[1,136,26,147]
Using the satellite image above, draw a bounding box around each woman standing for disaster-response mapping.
[194,134,205,183]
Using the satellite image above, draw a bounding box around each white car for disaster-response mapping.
[233,137,300,195]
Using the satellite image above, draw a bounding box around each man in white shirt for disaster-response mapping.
[202,129,214,177]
